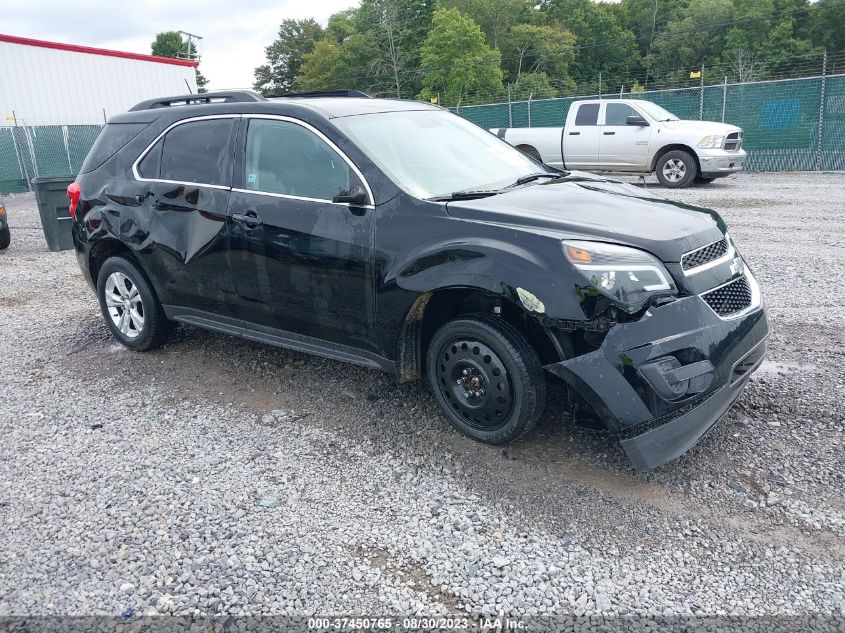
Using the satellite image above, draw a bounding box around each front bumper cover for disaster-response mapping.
[697,148,747,178]
[544,283,768,469]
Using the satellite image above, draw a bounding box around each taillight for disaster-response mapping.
[67,181,81,219]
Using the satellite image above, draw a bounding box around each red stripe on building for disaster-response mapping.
[0,33,199,68]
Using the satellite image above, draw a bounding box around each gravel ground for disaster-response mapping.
[0,172,843,620]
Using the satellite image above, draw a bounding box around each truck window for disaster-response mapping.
[605,103,639,126]
[574,104,599,126]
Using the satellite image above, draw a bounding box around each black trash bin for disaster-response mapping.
[31,176,75,252]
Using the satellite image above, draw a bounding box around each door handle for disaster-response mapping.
[568,131,581,136]
[232,210,263,228]
[603,131,616,135]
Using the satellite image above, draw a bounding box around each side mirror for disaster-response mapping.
[626,115,649,126]
[332,185,368,206]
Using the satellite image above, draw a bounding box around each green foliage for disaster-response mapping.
[254,0,839,102]
[151,31,207,93]
[418,7,504,105]
[509,72,562,99]
[254,19,324,95]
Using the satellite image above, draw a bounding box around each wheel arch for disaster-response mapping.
[394,286,563,383]
[515,144,542,161]
[87,238,144,288]
[650,144,701,173]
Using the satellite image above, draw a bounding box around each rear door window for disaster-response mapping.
[158,118,235,187]
[574,104,600,126]
[243,118,363,201]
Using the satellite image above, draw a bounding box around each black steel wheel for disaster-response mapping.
[426,314,546,444]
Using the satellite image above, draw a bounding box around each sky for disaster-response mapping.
[4,0,357,89]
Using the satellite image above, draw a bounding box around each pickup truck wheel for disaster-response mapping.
[0,225,10,250]
[426,315,546,444]
[656,150,697,188]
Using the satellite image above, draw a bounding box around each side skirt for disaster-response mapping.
[163,305,396,375]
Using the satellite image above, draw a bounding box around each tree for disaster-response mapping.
[501,23,576,84]
[418,8,504,105]
[807,0,845,53]
[540,0,640,91]
[151,31,208,92]
[510,71,560,99]
[647,0,735,80]
[437,0,530,50]
[253,19,324,95]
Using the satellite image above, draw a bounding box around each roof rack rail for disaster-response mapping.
[268,89,371,99]
[129,90,266,111]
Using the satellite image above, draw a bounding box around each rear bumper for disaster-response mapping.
[544,282,768,469]
[697,148,747,177]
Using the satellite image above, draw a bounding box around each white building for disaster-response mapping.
[0,33,199,125]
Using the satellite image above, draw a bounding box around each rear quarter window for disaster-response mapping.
[80,123,149,174]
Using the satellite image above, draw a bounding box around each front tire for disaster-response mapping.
[0,225,9,250]
[656,150,697,188]
[426,315,546,444]
[96,256,169,351]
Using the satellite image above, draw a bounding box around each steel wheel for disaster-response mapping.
[662,158,686,182]
[104,272,144,339]
[436,338,514,431]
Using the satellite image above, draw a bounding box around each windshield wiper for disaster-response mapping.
[509,172,560,187]
[429,190,501,201]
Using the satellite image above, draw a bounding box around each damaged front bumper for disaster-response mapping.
[544,280,768,469]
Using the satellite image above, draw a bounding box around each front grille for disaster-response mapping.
[701,276,752,316]
[724,131,743,151]
[682,238,728,271]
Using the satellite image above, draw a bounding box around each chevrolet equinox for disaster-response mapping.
[69,90,768,469]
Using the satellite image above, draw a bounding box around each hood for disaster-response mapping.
[659,119,741,135]
[445,174,726,263]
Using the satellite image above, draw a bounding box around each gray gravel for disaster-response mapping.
[0,172,843,618]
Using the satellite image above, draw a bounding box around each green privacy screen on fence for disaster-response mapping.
[1,74,843,194]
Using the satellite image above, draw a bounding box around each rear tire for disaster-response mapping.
[96,256,169,351]
[0,225,9,250]
[655,150,697,188]
[426,314,546,444]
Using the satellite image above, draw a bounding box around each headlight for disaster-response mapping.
[698,135,724,149]
[563,240,677,312]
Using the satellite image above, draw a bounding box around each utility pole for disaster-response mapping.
[177,30,203,61]
[699,64,704,120]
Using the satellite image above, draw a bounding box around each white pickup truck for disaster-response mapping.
[491,99,746,188]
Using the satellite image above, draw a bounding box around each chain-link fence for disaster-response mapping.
[2,58,844,195]
[0,120,103,194]
[454,71,845,173]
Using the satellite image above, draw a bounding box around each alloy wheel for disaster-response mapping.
[104,272,144,339]
[662,158,686,182]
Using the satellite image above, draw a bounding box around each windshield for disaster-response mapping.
[333,110,546,199]
[636,102,679,122]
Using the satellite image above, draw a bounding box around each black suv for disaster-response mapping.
[70,90,768,469]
